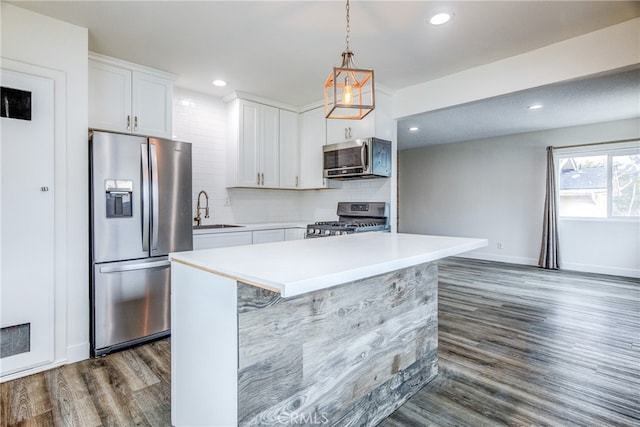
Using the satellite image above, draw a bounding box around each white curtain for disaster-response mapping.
[539,146,560,269]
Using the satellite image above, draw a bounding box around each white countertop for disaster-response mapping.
[171,232,487,298]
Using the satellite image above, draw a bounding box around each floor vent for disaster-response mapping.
[1,323,30,358]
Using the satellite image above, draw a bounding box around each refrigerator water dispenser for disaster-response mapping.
[105,179,133,218]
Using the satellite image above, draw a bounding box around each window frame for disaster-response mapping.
[555,141,640,220]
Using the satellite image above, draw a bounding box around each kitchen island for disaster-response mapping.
[170,233,487,426]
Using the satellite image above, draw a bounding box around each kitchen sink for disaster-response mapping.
[193,224,244,230]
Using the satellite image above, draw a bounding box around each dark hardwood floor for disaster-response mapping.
[2,258,638,426]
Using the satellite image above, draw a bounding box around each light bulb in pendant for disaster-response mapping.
[342,76,353,105]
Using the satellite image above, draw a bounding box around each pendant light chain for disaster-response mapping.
[345,0,350,51]
[324,0,375,120]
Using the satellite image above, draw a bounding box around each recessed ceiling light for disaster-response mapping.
[409,126,419,132]
[430,12,453,25]
[528,104,544,110]
[212,79,227,87]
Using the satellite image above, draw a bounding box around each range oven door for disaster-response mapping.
[92,257,170,356]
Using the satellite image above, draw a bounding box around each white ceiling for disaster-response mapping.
[398,67,640,149]
[8,1,640,149]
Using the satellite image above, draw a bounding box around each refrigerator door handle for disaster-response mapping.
[150,142,160,251]
[141,143,150,251]
[99,260,171,273]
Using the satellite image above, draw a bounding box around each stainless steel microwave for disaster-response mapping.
[323,137,392,180]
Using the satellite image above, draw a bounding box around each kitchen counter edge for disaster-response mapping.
[171,233,488,298]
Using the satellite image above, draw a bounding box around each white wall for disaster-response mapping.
[1,3,89,369]
[173,87,391,225]
[398,118,640,278]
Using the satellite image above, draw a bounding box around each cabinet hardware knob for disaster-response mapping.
[134,116,138,131]
[41,186,49,192]
[127,115,131,130]
[257,173,260,185]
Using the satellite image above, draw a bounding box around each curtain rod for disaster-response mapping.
[553,138,639,150]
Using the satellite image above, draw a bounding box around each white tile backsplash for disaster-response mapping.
[173,87,391,225]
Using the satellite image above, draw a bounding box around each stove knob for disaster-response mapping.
[315,229,322,235]
[334,231,341,236]
[324,230,331,235]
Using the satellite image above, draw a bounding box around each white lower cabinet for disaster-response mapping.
[193,226,306,250]
[252,229,285,245]
[193,232,252,250]
[285,228,306,241]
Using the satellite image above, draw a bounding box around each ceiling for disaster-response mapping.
[398,67,640,149]
[8,1,640,149]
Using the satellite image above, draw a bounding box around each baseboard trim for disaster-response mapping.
[66,341,90,364]
[561,262,640,279]
[456,252,538,267]
[456,253,640,279]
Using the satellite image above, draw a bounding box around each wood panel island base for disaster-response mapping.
[170,233,487,426]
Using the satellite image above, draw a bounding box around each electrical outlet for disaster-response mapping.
[497,242,503,249]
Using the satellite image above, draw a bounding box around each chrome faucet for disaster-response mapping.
[194,190,210,226]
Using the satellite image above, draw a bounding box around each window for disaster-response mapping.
[556,142,640,218]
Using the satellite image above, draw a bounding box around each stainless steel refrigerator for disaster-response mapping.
[89,130,192,356]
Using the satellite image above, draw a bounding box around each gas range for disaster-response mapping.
[306,202,390,238]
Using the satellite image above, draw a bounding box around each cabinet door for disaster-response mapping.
[193,232,253,250]
[326,114,375,144]
[89,60,132,133]
[299,107,327,189]
[132,71,173,138]
[252,229,285,245]
[279,110,299,188]
[238,101,261,186]
[261,105,279,188]
[284,228,306,241]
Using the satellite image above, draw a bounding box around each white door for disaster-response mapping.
[1,69,55,376]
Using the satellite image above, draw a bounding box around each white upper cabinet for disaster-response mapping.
[225,92,393,190]
[89,53,174,138]
[326,113,375,143]
[279,109,300,188]
[228,99,280,188]
[131,71,173,137]
[299,106,329,189]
